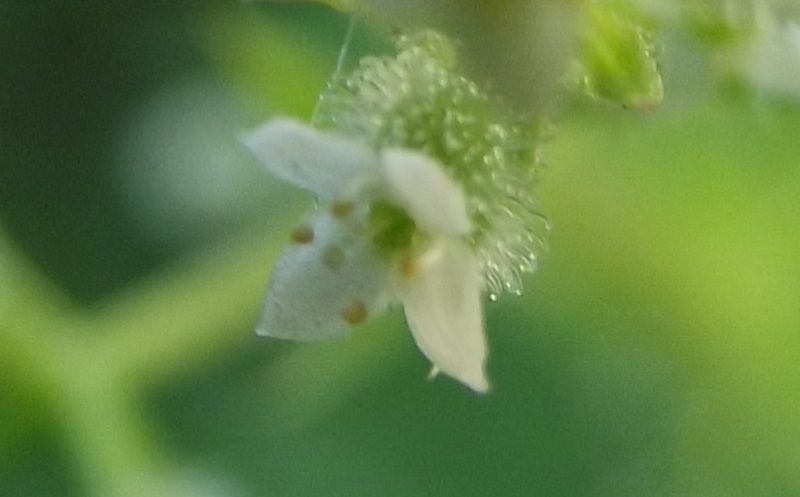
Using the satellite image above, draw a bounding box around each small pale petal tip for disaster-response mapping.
[429,365,490,393]
[451,359,490,393]
[254,325,271,338]
[239,117,300,155]
[466,374,490,394]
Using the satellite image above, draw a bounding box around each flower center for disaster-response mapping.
[366,201,417,254]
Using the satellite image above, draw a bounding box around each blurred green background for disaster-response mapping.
[2,2,800,497]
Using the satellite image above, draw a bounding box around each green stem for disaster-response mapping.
[0,233,76,417]
[0,227,287,496]
[57,354,167,497]
[92,229,284,388]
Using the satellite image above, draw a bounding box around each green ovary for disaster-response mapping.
[367,201,417,255]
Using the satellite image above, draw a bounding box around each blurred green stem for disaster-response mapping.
[58,360,165,497]
[0,227,286,497]
[94,230,281,388]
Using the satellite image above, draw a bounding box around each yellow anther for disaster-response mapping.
[398,256,419,279]
[321,245,345,270]
[290,225,314,244]
[330,199,354,219]
[341,301,368,326]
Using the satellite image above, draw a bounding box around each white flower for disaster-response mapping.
[243,118,489,393]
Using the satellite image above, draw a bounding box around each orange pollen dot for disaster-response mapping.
[330,199,354,219]
[398,256,419,279]
[341,301,368,326]
[290,225,314,244]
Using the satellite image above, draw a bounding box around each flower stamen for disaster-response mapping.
[341,301,368,326]
[330,199,354,219]
[321,245,346,270]
[290,225,314,244]
[398,255,419,279]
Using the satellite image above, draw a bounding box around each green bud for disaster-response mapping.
[576,3,664,109]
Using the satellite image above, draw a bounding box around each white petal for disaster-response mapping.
[242,118,378,198]
[397,239,488,392]
[380,149,471,236]
[257,210,392,341]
